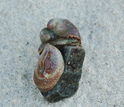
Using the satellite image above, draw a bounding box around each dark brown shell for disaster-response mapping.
[34,44,64,92]
[47,18,81,41]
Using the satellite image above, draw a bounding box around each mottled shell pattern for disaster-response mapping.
[38,18,81,54]
[34,18,81,92]
[47,18,81,41]
[34,44,64,92]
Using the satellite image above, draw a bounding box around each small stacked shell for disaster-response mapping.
[38,18,81,54]
[34,44,64,92]
[34,18,81,92]
[47,18,81,41]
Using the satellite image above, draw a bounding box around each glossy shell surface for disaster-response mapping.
[47,18,81,41]
[34,18,85,103]
[38,19,81,54]
[34,44,64,92]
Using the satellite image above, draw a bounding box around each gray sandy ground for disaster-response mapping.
[0,0,124,107]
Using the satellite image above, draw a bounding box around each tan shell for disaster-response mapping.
[34,44,64,92]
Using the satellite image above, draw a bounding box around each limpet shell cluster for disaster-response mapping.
[33,18,85,103]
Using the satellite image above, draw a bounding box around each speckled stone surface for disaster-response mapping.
[0,0,124,107]
[41,46,85,103]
